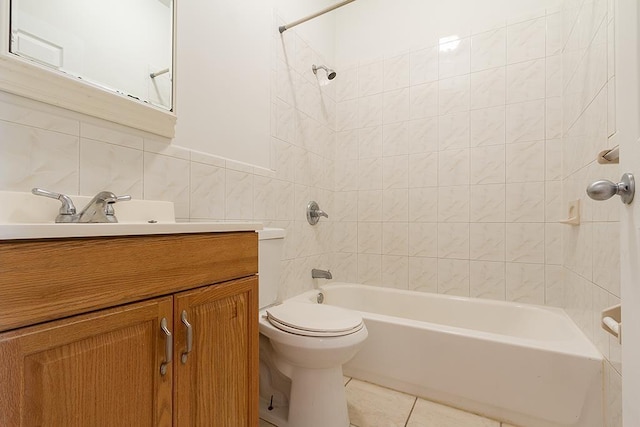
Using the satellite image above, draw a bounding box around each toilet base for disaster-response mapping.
[287,365,350,427]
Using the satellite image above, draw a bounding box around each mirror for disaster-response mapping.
[10,0,173,110]
[0,0,176,137]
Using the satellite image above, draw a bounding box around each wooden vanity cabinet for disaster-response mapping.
[0,232,259,427]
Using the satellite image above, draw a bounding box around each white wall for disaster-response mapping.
[330,0,566,304]
[561,0,621,425]
[334,0,563,66]
[0,0,337,301]
[174,0,337,169]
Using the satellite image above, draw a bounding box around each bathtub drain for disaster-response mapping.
[317,292,324,304]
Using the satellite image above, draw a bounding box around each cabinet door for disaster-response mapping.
[0,297,174,427]
[174,276,259,427]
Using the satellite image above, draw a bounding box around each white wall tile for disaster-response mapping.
[358,222,382,254]
[470,67,506,109]
[439,37,471,78]
[438,148,469,185]
[470,260,506,300]
[383,122,409,156]
[382,255,409,288]
[471,28,507,72]
[224,169,254,220]
[439,75,470,114]
[438,186,470,222]
[334,191,359,222]
[81,122,144,150]
[0,121,79,194]
[358,190,383,222]
[383,156,409,189]
[506,17,546,64]
[336,67,359,102]
[0,93,79,135]
[438,223,470,259]
[505,140,545,182]
[80,139,143,198]
[438,259,470,296]
[505,262,545,304]
[384,53,411,92]
[470,184,505,222]
[410,82,439,119]
[506,182,545,222]
[333,221,358,253]
[506,100,545,143]
[359,60,384,97]
[506,59,546,103]
[409,257,438,293]
[409,152,438,188]
[358,94,384,128]
[438,112,470,151]
[383,222,409,255]
[383,89,411,124]
[470,223,505,261]
[409,188,439,222]
[506,223,545,263]
[470,106,506,147]
[358,158,383,190]
[383,189,409,221]
[358,126,383,159]
[410,47,439,86]
[408,118,439,153]
[144,152,190,219]
[358,253,382,286]
[408,222,438,257]
[470,145,505,184]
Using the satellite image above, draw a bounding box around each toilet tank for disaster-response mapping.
[257,228,286,309]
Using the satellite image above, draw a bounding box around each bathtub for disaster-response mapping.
[290,283,603,427]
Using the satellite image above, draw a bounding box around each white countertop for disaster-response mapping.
[0,221,263,240]
[0,190,262,240]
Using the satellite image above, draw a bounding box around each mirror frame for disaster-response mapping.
[0,0,177,137]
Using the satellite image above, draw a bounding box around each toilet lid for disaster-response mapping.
[266,302,364,337]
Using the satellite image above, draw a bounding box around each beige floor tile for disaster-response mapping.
[344,375,352,385]
[259,419,277,427]
[406,399,500,427]
[346,379,416,427]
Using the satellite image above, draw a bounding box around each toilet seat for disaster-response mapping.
[266,302,364,337]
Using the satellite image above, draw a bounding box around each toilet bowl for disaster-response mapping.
[257,229,368,427]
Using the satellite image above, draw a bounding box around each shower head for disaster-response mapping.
[312,64,337,80]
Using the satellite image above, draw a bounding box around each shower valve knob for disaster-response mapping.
[586,173,635,204]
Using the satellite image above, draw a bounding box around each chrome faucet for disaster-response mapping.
[311,269,332,280]
[307,201,328,225]
[32,188,131,223]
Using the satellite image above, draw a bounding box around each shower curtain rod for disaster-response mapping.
[279,0,356,33]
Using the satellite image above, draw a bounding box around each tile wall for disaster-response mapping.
[331,8,566,305]
[0,17,336,302]
[561,0,621,425]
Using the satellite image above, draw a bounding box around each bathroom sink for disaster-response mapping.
[0,190,262,239]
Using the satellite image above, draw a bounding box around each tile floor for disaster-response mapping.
[259,377,519,427]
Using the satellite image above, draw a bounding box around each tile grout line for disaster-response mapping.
[404,396,418,427]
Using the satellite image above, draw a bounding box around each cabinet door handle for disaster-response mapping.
[160,317,172,376]
[181,310,193,364]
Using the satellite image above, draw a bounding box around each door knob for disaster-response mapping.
[586,173,635,204]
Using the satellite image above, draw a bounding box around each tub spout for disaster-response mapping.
[312,269,332,279]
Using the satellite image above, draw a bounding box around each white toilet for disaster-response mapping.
[257,228,368,427]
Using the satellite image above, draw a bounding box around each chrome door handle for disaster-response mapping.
[181,310,193,364]
[586,173,635,204]
[160,317,172,376]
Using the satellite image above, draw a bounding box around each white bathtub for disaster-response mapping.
[290,283,603,427]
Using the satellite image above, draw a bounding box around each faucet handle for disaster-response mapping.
[32,188,77,217]
[105,194,131,217]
